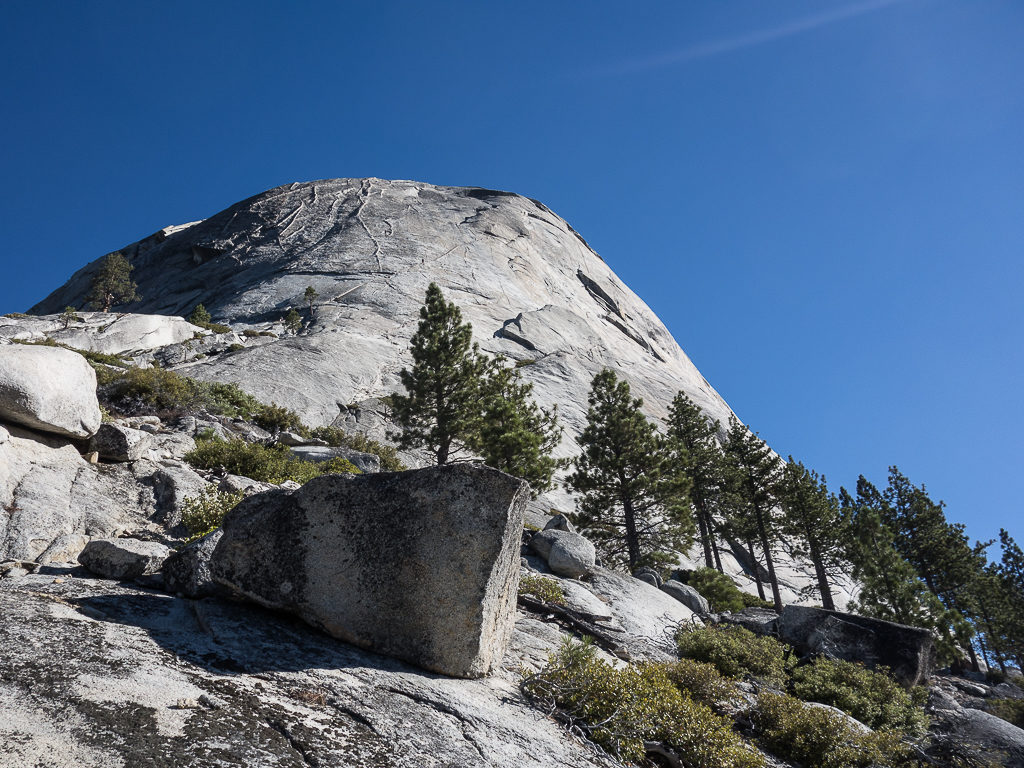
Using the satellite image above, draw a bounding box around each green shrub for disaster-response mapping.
[791,658,929,735]
[181,487,245,541]
[242,329,261,338]
[184,436,359,484]
[523,638,764,767]
[685,568,747,612]
[227,343,245,352]
[987,698,1024,729]
[253,403,305,434]
[740,592,777,610]
[518,574,566,605]
[307,426,406,472]
[12,338,130,369]
[676,625,792,683]
[659,658,738,707]
[753,692,913,768]
[96,366,266,420]
[186,305,232,334]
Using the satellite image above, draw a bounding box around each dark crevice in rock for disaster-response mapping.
[576,270,622,319]
[268,719,319,768]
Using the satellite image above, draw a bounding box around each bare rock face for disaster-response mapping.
[0,345,101,438]
[529,529,596,578]
[210,464,528,678]
[0,311,202,356]
[30,178,734,472]
[0,424,161,562]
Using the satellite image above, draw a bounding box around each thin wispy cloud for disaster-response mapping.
[598,0,908,75]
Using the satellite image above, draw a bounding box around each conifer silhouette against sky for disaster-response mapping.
[2,1,1021,546]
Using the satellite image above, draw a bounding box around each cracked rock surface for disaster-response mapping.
[0,569,617,768]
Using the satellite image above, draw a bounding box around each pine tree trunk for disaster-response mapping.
[808,538,835,611]
[755,506,783,611]
[711,535,723,573]
[622,493,641,571]
[746,539,766,601]
[695,505,713,569]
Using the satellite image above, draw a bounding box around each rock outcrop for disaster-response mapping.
[210,464,529,678]
[777,605,935,687]
[0,344,101,438]
[529,529,596,578]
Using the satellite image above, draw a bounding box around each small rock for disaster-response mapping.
[162,529,232,599]
[543,513,575,534]
[90,422,152,462]
[632,566,662,588]
[288,445,380,474]
[661,581,711,615]
[529,530,596,579]
[83,451,100,464]
[78,538,172,580]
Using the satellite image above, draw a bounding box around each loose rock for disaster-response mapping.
[78,538,171,580]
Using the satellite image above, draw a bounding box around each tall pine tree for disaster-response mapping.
[390,283,486,465]
[778,458,849,611]
[722,416,785,611]
[665,392,727,571]
[569,369,693,571]
[471,356,564,496]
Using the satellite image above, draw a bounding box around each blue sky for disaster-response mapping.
[2,1,1021,548]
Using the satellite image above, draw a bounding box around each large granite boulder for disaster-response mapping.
[777,604,935,687]
[0,344,101,438]
[210,464,528,678]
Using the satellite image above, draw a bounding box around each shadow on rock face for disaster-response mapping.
[68,590,448,681]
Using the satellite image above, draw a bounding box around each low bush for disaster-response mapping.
[987,697,1024,729]
[518,574,566,605]
[306,425,406,472]
[253,402,305,434]
[791,657,929,735]
[659,658,738,707]
[740,592,777,610]
[95,366,269,421]
[185,436,359,484]
[676,625,792,683]
[181,487,245,541]
[684,567,747,613]
[11,338,130,368]
[523,638,763,767]
[753,692,914,768]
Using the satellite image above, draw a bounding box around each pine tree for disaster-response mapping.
[471,356,564,496]
[722,416,785,611]
[390,283,486,465]
[568,369,693,571]
[665,392,727,571]
[304,286,319,321]
[61,306,81,329]
[188,304,212,326]
[778,459,849,611]
[995,530,1024,667]
[284,308,302,333]
[839,477,968,662]
[86,252,140,312]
